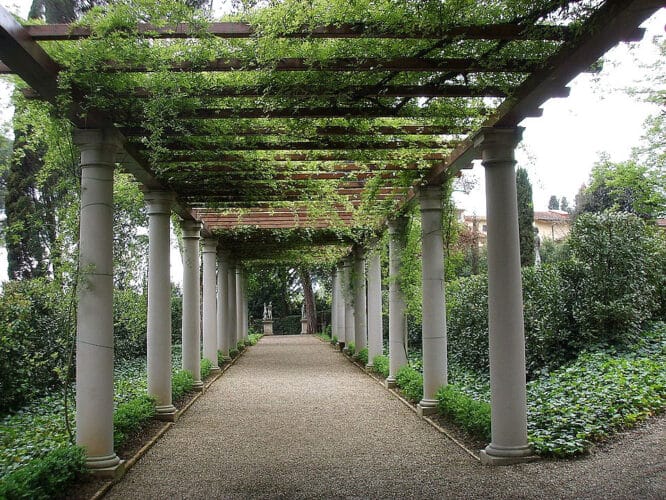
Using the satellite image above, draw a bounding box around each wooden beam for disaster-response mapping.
[92,56,543,73]
[164,152,449,162]
[163,162,425,173]
[24,22,574,41]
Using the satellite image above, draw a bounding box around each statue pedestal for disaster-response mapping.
[300,318,308,334]
[263,320,273,335]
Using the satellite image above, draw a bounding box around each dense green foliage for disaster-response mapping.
[346,341,355,356]
[516,167,535,267]
[171,370,194,401]
[113,395,156,449]
[0,279,70,412]
[0,446,86,500]
[371,355,389,378]
[355,347,369,366]
[395,366,423,403]
[114,288,148,361]
[200,358,213,380]
[446,212,665,377]
[437,385,491,442]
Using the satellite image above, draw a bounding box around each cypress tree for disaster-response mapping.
[516,167,535,267]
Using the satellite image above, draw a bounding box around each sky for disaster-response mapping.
[0,2,664,282]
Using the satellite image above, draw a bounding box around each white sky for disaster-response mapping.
[0,2,664,282]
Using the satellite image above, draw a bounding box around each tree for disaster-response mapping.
[516,167,535,267]
[548,195,560,210]
[560,196,570,213]
[574,157,665,219]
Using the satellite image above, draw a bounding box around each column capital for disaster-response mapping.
[202,238,218,254]
[143,190,174,215]
[180,220,202,239]
[387,214,409,234]
[418,185,442,212]
[473,127,524,164]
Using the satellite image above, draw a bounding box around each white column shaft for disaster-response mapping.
[354,249,367,351]
[476,127,531,461]
[202,239,219,369]
[418,186,447,412]
[217,251,229,356]
[145,191,176,418]
[343,257,354,348]
[366,249,383,367]
[181,220,203,389]
[236,267,243,344]
[330,269,337,339]
[387,217,408,384]
[74,129,120,469]
[227,262,237,349]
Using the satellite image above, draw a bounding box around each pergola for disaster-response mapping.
[0,0,660,474]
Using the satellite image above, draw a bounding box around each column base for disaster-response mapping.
[365,363,374,371]
[155,404,178,422]
[480,444,537,466]
[86,455,125,480]
[385,377,397,389]
[192,380,205,392]
[209,366,221,374]
[417,399,439,417]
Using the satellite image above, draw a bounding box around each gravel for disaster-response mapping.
[105,335,665,499]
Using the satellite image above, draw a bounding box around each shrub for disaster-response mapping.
[236,340,246,351]
[217,350,228,367]
[273,315,301,335]
[331,336,338,345]
[355,347,368,365]
[113,395,156,448]
[437,385,491,442]
[171,370,194,401]
[395,366,423,403]
[0,446,87,500]
[346,341,355,356]
[248,333,262,345]
[317,332,331,342]
[200,358,213,380]
[0,278,70,413]
[170,285,182,345]
[228,347,239,359]
[563,212,661,347]
[114,288,147,361]
[372,355,389,378]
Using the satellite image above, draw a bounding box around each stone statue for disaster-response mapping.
[301,302,306,319]
[263,303,268,320]
[267,301,272,320]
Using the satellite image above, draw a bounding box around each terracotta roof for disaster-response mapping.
[534,210,571,222]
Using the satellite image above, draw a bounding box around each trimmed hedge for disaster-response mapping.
[437,385,491,442]
[355,347,368,365]
[113,395,156,449]
[371,355,389,378]
[395,366,423,403]
[172,370,194,401]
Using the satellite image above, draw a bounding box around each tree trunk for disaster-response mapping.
[300,268,317,334]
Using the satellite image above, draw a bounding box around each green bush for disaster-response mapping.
[316,332,331,342]
[171,370,194,401]
[0,446,86,500]
[395,365,423,403]
[200,358,213,380]
[228,347,239,359]
[563,212,662,347]
[331,336,338,345]
[273,315,301,335]
[372,355,389,378]
[437,385,491,442]
[355,347,368,365]
[113,395,156,449]
[0,278,70,413]
[248,333,263,345]
[346,341,355,356]
[170,285,182,345]
[114,288,147,361]
[217,350,229,367]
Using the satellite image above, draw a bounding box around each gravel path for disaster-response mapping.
[105,335,665,499]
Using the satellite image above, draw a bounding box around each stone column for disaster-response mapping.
[202,238,220,372]
[236,266,243,344]
[217,249,229,357]
[366,247,383,368]
[227,260,237,350]
[242,270,249,341]
[334,263,345,346]
[144,190,177,422]
[474,127,533,465]
[330,268,338,340]
[417,186,448,416]
[353,247,367,352]
[342,256,354,352]
[181,220,203,391]
[73,129,122,474]
[386,216,409,388]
